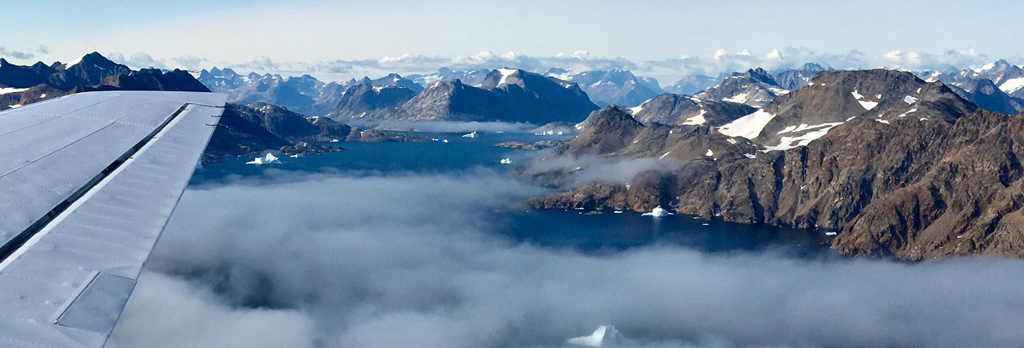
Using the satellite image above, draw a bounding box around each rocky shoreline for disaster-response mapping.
[527,70,1024,260]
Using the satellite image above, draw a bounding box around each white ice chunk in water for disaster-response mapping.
[461,131,478,138]
[246,153,280,165]
[641,206,673,218]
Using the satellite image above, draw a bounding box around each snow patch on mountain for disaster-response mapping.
[0,87,29,95]
[858,100,878,110]
[497,68,517,86]
[566,325,630,347]
[683,109,707,125]
[1000,77,1024,94]
[718,109,775,139]
[64,55,85,69]
[723,92,749,103]
[628,99,650,115]
[766,122,844,151]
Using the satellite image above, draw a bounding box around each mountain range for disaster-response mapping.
[6,50,1024,259]
[920,59,1024,114]
[0,52,209,110]
[529,68,1024,259]
[545,68,663,107]
[188,60,1024,132]
[328,68,599,124]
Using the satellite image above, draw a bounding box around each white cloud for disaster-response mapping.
[0,46,35,60]
[108,272,315,348]
[107,169,1024,348]
[97,47,1019,88]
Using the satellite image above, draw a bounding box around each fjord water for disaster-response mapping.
[193,131,829,255]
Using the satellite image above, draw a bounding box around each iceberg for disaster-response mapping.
[246,153,281,165]
[641,206,673,218]
[566,325,630,347]
[500,158,512,164]
[461,131,478,138]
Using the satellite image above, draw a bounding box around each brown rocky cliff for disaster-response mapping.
[532,111,1024,259]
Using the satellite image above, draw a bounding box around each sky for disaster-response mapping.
[2,0,1022,82]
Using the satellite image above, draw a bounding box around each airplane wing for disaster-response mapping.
[0,91,227,348]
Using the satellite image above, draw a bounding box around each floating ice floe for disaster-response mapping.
[289,154,301,158]
[431,138,440,141]
[500,158,512,164]
[461,131,478,138]
[566,325,630,347]
[442,139,449,143]
[330,139,340,143]
[824,231,838,236]
[641,206,673,218]
[246,153,280,165]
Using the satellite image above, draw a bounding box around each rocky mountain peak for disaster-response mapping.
[630,93,756,127]
[716,68,977,150]
[587,106,644,131]
[975,59,1014,74]
[480,67,525,89]
[696,67,788,107]
[800,62,826,71]
[746,67,778,85]
[773,63,831,89]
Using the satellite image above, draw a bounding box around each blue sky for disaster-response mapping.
[2,0,1021,82]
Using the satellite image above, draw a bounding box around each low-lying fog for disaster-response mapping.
[108,168,1024,348]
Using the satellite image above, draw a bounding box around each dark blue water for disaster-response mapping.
[193,130,830,255]
[193,131,558,180]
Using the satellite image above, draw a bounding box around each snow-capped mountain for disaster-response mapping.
[629,93,756,126]
[918,60,1024,113]
[406,67,491,87]
[198,70,423,115]
[930,60,1024,98]
[663,75,720,95]
[718,69,976,150]
[547,68,663,107]
[945,78,1022,114]
[566,325,631,347]
[219,72,325,114]
[197,67,250,92]
[350,73,423,92]
[695,68,789,108]
[772,63,832,90]
[326,81,417,119]
[342,68,598,124]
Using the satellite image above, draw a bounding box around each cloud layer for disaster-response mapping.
[92,47,1021,86]
[107,168,1024,348]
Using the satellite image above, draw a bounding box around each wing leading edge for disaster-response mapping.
[0,91,227,348]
